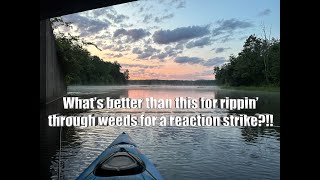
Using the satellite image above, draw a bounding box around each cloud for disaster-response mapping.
[153,25,210,44]
[139,7,144,13]
[139,53,154,59]
[164,46,182,56]
[150,46,182,61]
[132,45,181,61]
[186,37,211,49]
[63,14,110,36]
[132,47,143,54]
[202,57,227,66]
[154,13,174,23]
[102,44,114,50]
[114,54,124,58]
[151,53,169,61]
[103,44,130,52]
[106,14,129,23]
[91,7,116,17]
[95,33,112,40]
[258,9,272,17]
[121,64,162,69]
[163,0,187,9]
[106,53,124,58]
[117,45,131,52]
[143,14,153,23]
[218,35,234,43]
[213,19,254,37]
[91,7,129,24]
[119,23,134,28]
[176,1,186,8]
[175,42,185,50]
[113,28,151,42]
[174,56,203,65]
[132,46,161,59]
[212,47,231,53]
[174,56,227,67]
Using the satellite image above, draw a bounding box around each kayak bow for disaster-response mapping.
[77,132,163,180]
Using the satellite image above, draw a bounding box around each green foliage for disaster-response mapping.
[214,35,280,87]
[51,17,129,85]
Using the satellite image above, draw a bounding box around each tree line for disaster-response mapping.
[128,80,216,86]
[214,35,280,87]
[52,18,129,85]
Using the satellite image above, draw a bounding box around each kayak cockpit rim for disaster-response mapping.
[94,147,146,177]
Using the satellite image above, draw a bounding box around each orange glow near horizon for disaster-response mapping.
[90,49,215,80]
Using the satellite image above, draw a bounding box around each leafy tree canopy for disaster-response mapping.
[214,35,280,87]
[51,17,129,85]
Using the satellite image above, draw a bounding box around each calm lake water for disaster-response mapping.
[40,85,280,180]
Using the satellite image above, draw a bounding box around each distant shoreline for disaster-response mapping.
[67,83,280,92]
[220,85,280,92]
[67,80,217,86]
[127,80,216,86]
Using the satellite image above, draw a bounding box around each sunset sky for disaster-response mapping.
[58,0,280,80]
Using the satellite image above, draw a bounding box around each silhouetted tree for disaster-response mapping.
[51,17,129,85]
[215,35,280,86]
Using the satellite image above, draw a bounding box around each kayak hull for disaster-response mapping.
[76,132,163,180]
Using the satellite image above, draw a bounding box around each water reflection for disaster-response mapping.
[44,86,280,179]
[215,89,280,125]
[214,89,280,143]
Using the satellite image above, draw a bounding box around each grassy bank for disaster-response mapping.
[220,85,280,92]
